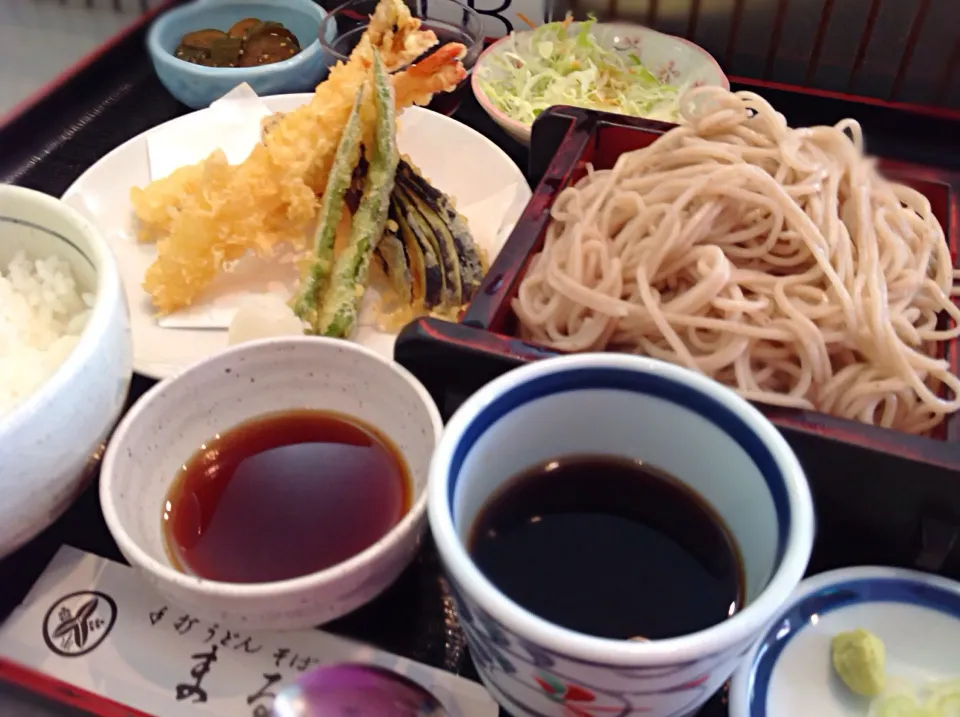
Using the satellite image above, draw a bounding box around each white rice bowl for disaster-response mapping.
[0,183,133,559]
[0,252,94,414]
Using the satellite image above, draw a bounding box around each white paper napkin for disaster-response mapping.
[0,546,497,717]
[147,83,274,182]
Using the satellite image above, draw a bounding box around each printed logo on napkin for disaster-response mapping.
[0,547,496,717]
[41,590,118,658]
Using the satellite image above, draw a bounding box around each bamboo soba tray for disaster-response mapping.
[469,105,960,449]
[394,105,960,587]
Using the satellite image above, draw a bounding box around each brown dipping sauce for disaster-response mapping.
[162,409,411,584]
[174,18,302,68]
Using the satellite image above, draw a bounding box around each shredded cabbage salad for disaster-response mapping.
[476,17,681,126]
[868,678,960,717]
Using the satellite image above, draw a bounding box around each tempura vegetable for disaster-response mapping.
[395,159,485,299]
[317,50,399,338]
[293,87,364,329]
[393,182,459,306]
[375,229,413,305]
[391,192,443,309]
[377,158,487,313]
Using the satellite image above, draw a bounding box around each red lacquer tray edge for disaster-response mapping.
[0,657,153,717]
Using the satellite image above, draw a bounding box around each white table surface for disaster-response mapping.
[0,0,165,119]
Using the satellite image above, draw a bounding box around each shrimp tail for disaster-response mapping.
[394,43,468,107]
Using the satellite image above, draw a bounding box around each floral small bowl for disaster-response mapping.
[428,353,814,717]
[472,22,729,145]
[147,0,337,109]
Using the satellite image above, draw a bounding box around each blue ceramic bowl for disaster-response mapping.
[147,0,337,109]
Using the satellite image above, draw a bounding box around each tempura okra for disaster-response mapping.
[293,87,364,331]
[318,50,399,337]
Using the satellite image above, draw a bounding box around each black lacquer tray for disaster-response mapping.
[1,8,959,715]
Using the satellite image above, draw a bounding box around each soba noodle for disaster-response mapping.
[514,87,960,433]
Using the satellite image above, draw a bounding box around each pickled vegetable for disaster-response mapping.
[174,46,210,64]
[227,17,261,39]
[239,30,300,67]
[867,680,960,717]
[179,28,229,50]
[248,21,299,45]
[830,629,960,717]
[207,37,244,67]
[174,18,302,68]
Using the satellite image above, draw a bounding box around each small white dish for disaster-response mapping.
[99,336,443,631]
[729,566,960,717]
[62,97,532,379]
[472,22,728,145]
[0,185,132,559]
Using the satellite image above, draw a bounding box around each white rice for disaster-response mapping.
[0,251,94,415]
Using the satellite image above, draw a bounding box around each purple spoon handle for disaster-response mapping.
[271,663,450,717]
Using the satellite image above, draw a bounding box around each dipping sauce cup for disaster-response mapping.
[428,353,815,717]
[101,337,442,631]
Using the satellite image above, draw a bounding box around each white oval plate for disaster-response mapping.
[729,566,960,717]
[62,97,531,379]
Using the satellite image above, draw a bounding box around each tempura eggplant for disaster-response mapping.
[392,182,461,307]
[395,159,484,301]
[391,194,444,308]
[375,224,413,305]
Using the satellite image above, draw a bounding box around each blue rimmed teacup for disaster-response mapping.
[428,354,815,717]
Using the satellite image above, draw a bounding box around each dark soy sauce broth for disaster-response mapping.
[468,456,744,640]
[163,409,410,584]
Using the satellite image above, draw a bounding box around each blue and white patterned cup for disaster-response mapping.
[428,354,815,717]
